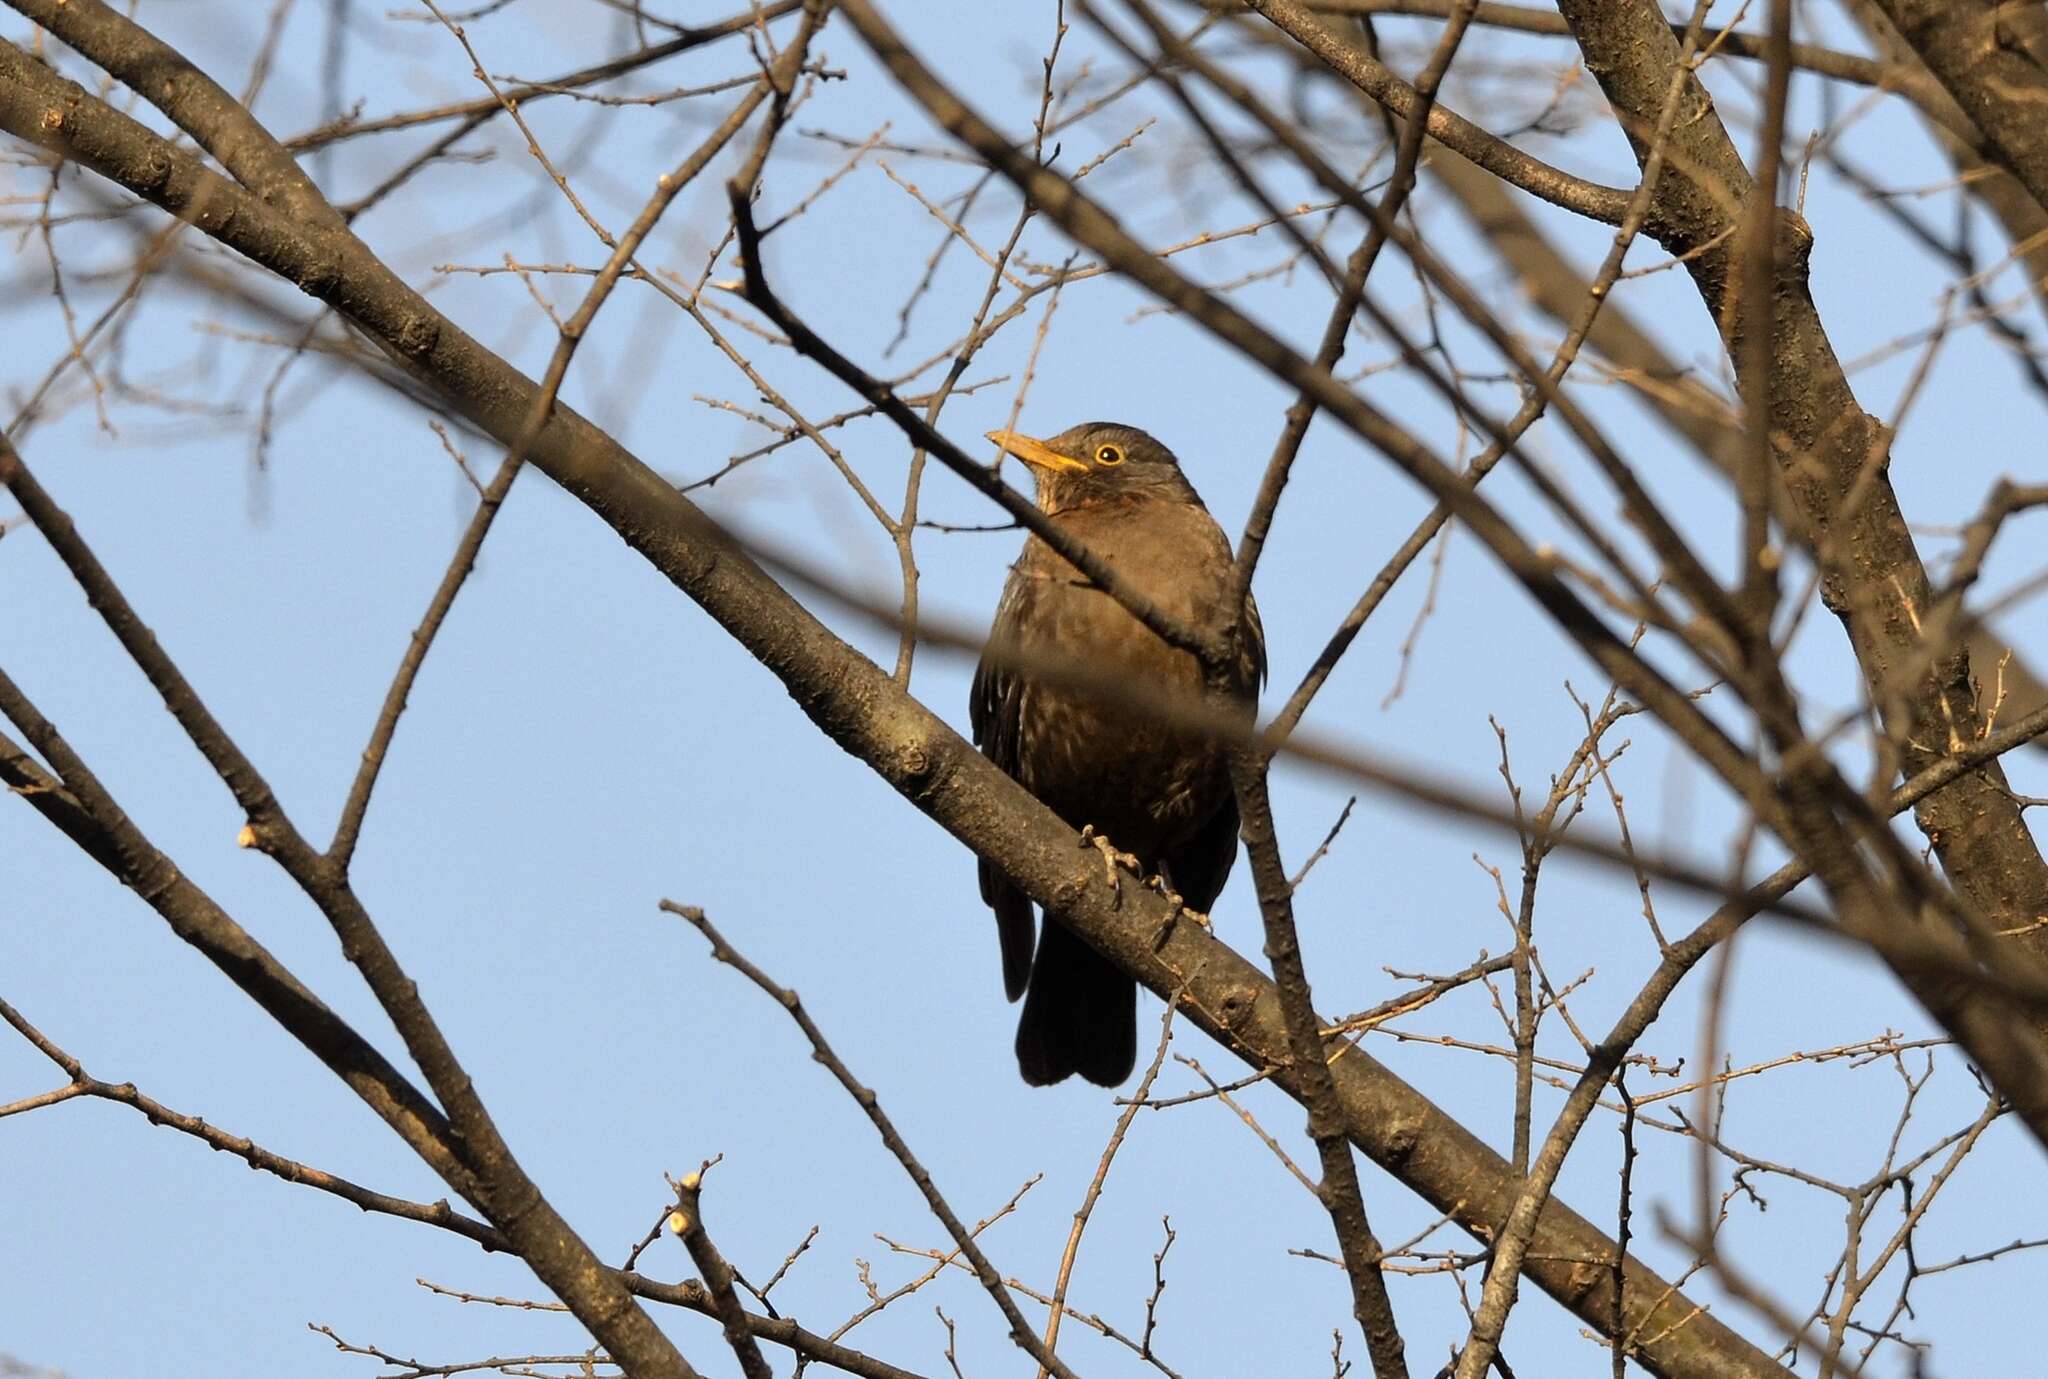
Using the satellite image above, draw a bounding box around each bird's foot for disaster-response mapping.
[1148,877,1185,944]
[1146,877,1212,947]
[1156,886,1214,931]
[1079,825,1143,909]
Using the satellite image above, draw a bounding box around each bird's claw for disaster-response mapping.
[1079,825,1142,910]
[1148,877,1183,945]
[1148,878,1212,946]
[1149,875,1211,929]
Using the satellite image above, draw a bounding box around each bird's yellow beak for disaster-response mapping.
[987,429,1089,475]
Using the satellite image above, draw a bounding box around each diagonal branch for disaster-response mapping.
[664,903,1086,1379]
[329,35,799,866]
[9,27,2039,1379]
[1869,0,2048,219]
[727,193,1223,665]
[827,2,2048,1061]
[1222,0,1633,224]
[1546,0,2048,1067]
[0,996,935,1379]
[0,434,706,1379]
[669,1169,775,1379]
[9,0,341,228]
[283,0,804,150]
[0,663,474,1194]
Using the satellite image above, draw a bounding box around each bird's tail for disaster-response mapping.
[1014,918,1137,1087]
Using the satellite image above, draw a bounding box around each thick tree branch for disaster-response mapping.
[0,992,935,1379]
[828,0,2048,1153]
[9,0,342,228]
[1871,0,2048,220]
[16,21,2048,1379]
[1845,0,2048,338]
[1549,0,2048,1078]
[0,39,1789,1379]
[0,664,475,1195]
[1291,0,1943,101]
[0,433,709,1379]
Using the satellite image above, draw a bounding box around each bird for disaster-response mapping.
[971,421,1265,1087]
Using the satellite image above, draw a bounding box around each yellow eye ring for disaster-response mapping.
[1095,444,1125,466]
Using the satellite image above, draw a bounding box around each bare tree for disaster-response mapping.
[3,2,2046,1378]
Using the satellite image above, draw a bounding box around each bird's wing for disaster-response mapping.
[1162,584,1264,915]
[972,567,1039,1002]
[1241,587,1270,690]
[1164,785,1241,917]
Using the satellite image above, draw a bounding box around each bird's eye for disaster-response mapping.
[1095,444,1125,466]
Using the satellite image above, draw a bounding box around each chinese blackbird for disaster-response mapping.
[972,422,1264,1086]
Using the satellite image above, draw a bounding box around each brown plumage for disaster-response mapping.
[971,422,1265,1086]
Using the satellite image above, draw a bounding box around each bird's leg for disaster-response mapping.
[1148,877,1186,948]
[1144,876,1214,949]
[1146,873,1211,931]
[1078,824,1143,910]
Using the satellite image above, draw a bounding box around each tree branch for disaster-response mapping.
[1548,0,2048,1112]
[1870,0,2048,220]
[6,24,2035,1379]
[664,904,1086,1379]
[1241,0,1631,224]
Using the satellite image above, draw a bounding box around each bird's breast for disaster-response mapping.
[1000,503,1247,859]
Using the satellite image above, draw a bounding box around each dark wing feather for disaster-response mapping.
[1162,789,1240,917]
[972,570,1039,1002]
[1161,588,1267,916]
[1241,588,1270,690]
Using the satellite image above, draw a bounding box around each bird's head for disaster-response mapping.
[986,422,1200,513]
